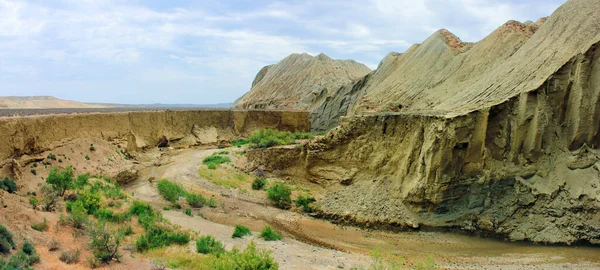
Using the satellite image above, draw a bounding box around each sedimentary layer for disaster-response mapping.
[0,110,310,162]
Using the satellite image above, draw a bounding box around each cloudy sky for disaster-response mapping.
[0,0,566,104]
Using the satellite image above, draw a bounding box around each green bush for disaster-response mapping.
[196,235,224,255]
[77,189,103,215]
[185,193,206,208]
[0,177,17,193]
[248,129,295,149]
[295,194,316,213]
[75,173,90,189]
[93,208,131,223]
[22,241,35,255]
[210,241,278,270]
[85,155,90,160]
[136,226,190,252]
[202,155,231,169]
[122,225,134,236]
[88,222,122,264]
[232,225,252,238]
[207,198,218,208]
[266,182,292,209]
[28,197,39,210]
[90,144,96,152]
[184,208,192,216]
[40,185,60,212]
[259,226,282,241]
[129,201,153,216]
[252,178,267,190]
[157,179,185,204]
[46,166,74,196]
[31,218,48,232]
[0,225,16,254]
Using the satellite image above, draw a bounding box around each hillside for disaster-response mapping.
[233,53,371,111]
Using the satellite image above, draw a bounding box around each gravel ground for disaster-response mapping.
[0,107,232,117]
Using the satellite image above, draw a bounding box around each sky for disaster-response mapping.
[0,0,567,105]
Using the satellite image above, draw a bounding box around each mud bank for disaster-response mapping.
[0,110,309,162]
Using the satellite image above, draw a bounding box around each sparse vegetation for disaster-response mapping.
[85,155,90,160]
[28,197,39,210]
[40,185,60,212]
[232,225,252,238]
[3,240,40,269]
[248,129,314,148]
[131,201,191,252]
[267,182,292,209]
[0,177,17,193]
[31,218,48,232]
[260,226,282,241]
[196,235,224,255]
[90,144,96,152]
[59,249,80,264]
[49,240,60,251]
[184,208,192,216]
[252,178,267,190]
[198,166,251,188]
[295,194,316,213]
[207,197,218,208]
[68,200,89,229]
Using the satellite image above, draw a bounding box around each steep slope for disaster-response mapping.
[233,53,371,111]
[0,96,108,109]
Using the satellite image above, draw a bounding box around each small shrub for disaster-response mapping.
[49,240,60,251]
[259,226,282,241]
[6,250,39,269]
[207,198,218,208]
[31,218,48,232]
[0,177,17,193]
[252,178,267,190]
[122,225,134,236]
[135,227,190,252]
[46,166,74,196]
[0,225,16,254]
[85,155,90,161]
[196,235,224,255]
[157,179,185,204]
[184,208,192,216]
[90,144,96,152]
[22,240,35,255]
[266,182,292,209]
[40,185,60,212]
[29,197,39,210]
[68,201,89,229]
[59,249,80,264]
[207,163,217,170]
[31,169,37,175]
[232,225,252,238]
[77,189,103,215]
[94,208,131,223]
[185,193,206,208]
[88,222,122,264]
[211,241,278,269]
[75,173,90,189]
[295,194,316,213]
[248,129,299,148]
[162,206,171,211]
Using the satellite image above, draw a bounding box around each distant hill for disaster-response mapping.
[0,96,108,109]
[0,96,232,109]
[233,53,371,111]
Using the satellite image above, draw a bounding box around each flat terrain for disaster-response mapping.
[0,107,231,117]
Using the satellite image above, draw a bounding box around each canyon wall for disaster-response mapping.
[248,39,600,244]
[0,110,310,162]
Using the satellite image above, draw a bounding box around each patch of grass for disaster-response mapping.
[231,139,249,147]
[0,177,17,193]
[49,240,60,251]
[232,225,252,238]
[90,144,96,152]
[93,208,132,223]
[198,167,252,188]
[184,208,192,216]
[196,235,224,255]
[31,218,48,232]
[85,155,90,161]
[266,182,292,209]
[59,249,80,264]
[248,129,296,148]
[202,155,231,170]
[162,206,171,211]
[259,226,282,241]
[0,225,16,254]
[29,197,39,210]
[252,178,267,190]
[157,179,186,204]
[295,194,316,213]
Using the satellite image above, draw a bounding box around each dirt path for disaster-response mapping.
[127,147,600,269]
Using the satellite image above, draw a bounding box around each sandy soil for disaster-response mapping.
[126,147,600,270]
